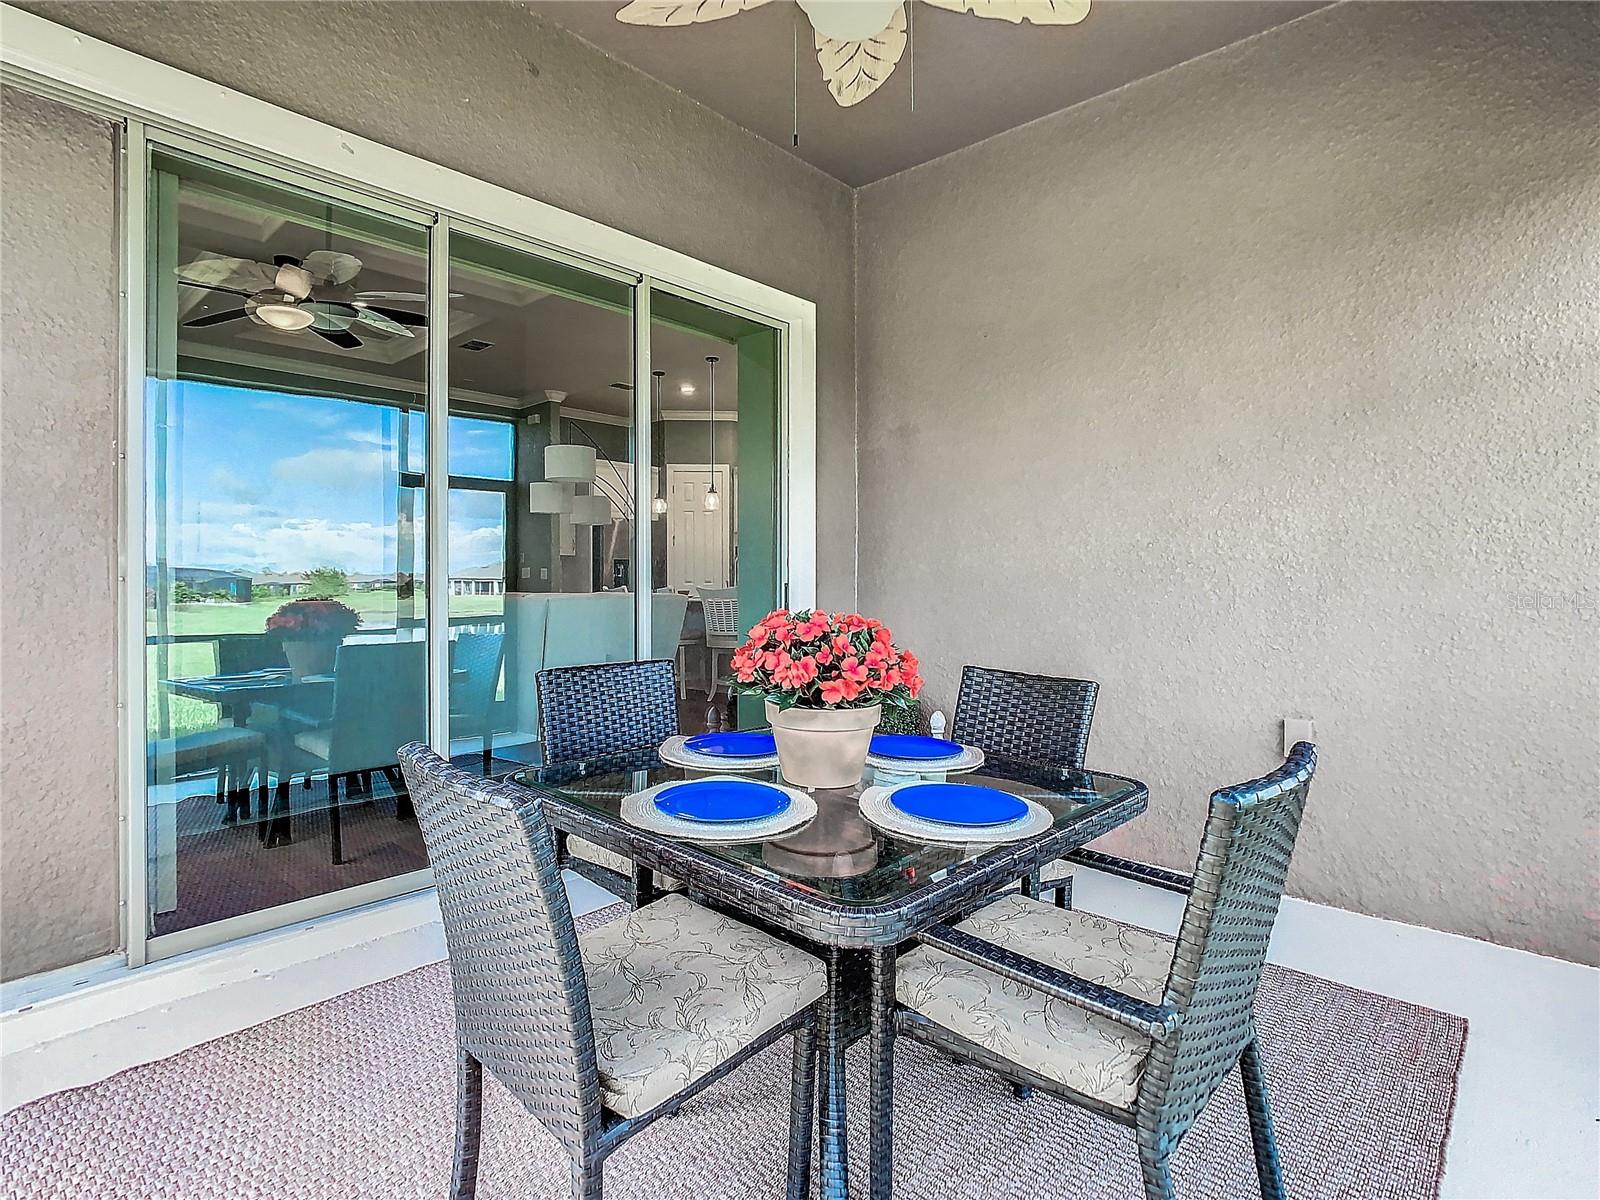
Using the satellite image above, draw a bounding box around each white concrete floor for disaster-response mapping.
[6,870,1597,1199]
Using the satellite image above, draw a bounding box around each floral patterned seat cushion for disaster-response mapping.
[579,892,826,1118]
[897,893,1174,1109]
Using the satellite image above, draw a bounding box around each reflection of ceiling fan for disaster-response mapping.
[616,0,1090,107]
[175,250,430,349]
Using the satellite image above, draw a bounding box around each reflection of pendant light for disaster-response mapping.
[528,482,572,514]
[650,370,669,517]
[544,443,597,483]
[703,356,720,512]
[570,493,613,526]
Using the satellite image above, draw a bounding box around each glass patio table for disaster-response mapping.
[508,749,1148,1200]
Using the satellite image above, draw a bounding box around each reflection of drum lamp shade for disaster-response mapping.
[544,444,597,483]
[528,482,572,514]
[570,493,614,526]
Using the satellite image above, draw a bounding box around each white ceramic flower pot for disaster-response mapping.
[281,638,338,680]
[765,700,881,789]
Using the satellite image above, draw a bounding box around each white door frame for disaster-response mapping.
[0,4,817,970]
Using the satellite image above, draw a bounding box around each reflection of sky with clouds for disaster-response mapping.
[153,382,512,575]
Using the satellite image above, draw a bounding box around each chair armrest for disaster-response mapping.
[1064,848,1195,895]
[918,923,1180,1041]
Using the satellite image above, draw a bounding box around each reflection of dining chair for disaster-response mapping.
[696,587,741,699]
[273,641,427,864]
[674,596,705,700]
[215,633,288,675]
[953,665,1100,909]
[148,727,266,824]
[398,743,824,1200]
[887,744,1319,1200]
[214,633,293,807]
[449,630,506,772]
[536,659,679,905]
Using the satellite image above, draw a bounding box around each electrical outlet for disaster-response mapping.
[540,567,549,581]
[1283,717,1315,755]
[520,566,531,580]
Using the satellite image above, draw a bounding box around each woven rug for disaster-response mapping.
[2,904,1465,1199]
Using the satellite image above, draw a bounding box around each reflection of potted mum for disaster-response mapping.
[729,609,924,788]
[265,599,362,679]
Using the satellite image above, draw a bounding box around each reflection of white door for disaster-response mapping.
[667,465,733,591]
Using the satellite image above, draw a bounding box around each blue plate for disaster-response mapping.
[889,783,1028,827]
[683,731,778,758]
[870,734,965,761]
[655,780,792,823]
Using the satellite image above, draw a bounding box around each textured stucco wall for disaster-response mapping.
[0,88,122,979]
[856,2,1599,962]
[21,0,860,609]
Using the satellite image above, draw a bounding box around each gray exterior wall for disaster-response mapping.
[857,2,1599,963]
[0,88,122,979]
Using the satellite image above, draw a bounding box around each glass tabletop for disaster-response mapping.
[508,750,1146,909]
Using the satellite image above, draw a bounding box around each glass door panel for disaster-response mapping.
[445,232,636,768]
[144,148,431,941]
[648,290,783,731]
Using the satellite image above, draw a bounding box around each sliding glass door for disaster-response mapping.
[444,231,638,772]
[650,288,784,729]
[134,138,792,958]
[143,147,434,945]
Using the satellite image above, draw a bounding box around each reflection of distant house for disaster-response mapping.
[147,566,254,600]
[449,564,505,596]
[250,572,306,597]
[347,573,394,592]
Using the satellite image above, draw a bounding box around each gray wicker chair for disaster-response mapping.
[536,659,680,905]
[538,659,679,764]
[953,665,1100,907]
[399,743,824,1200]
[881,743,1318,1200]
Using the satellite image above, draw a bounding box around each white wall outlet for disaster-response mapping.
[540,567,549,581]
[1283,717,1315,755]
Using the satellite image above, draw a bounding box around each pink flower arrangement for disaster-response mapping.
[265,599,361,640]
[729,609,923,712]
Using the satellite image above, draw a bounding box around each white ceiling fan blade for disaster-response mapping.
[815,2,906,107]
[302,249,363,285]
[921,0,1090,25]
[798,0,902,40]
[354,290,463,302]
[615,0,771,26]
[274,262,314,300]
[352,307,416,338]
[175,254,276,292]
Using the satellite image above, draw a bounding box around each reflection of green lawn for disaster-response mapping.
[148,592,505,739]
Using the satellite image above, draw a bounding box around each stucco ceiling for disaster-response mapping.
[530,0,1330,187]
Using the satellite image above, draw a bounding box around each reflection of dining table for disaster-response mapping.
[163,669,330,726]
[162,663,469,848]
[162,669,334,846]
